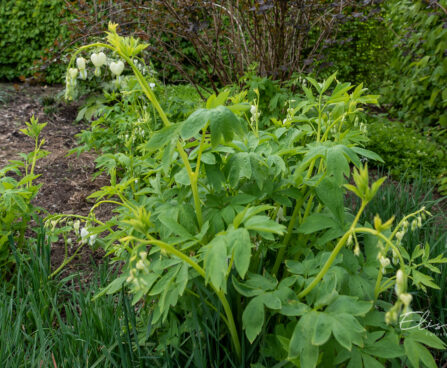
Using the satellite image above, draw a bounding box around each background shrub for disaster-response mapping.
[365,116,446,180]
[0,0,69,83]
[61,0,387,90]
[382,0,447,128]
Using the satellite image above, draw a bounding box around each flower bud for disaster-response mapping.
[379,255,390,271]
[395,269,405,295]
[136,260,145,270]
[68,68,78,79]
[396,231,404,241]
[73,220,80,234]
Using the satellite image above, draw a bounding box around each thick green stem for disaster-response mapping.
[272,196,305,276]
[298,201,367,299]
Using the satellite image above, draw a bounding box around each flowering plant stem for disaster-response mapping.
[125,236,242,358]
[298,201,367,299]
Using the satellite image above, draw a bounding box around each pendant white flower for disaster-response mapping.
[91,52,107,77]
[68,68,78,79]
[91,52,106,67]
[89,234,97,246]
[76,57,86,70]
[80,227,89,244]
[149,82,156,89]
[110,60,124,76]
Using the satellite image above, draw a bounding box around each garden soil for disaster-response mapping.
[0,82,111,281]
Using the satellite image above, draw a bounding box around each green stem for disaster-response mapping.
[136,237,241,358]
[50,240,88,279]
[298,201,367,299]
[272,195,305,276]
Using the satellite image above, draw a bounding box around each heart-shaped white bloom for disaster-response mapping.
[399,293,412,306]
[80,227,89,239]
[68,68,78,79]
[91,52,107,67]
[149,82,156,89]
[110,60,124,76]
[250,105,257,115]
[76,57,86,70]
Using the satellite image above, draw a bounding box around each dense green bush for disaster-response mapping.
[382,0,447,128]
[317,5,392,87]
[0,0,69,82]
[365,117,446,180]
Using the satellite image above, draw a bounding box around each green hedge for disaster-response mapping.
[0,0,69,83]
[382,0,447,128]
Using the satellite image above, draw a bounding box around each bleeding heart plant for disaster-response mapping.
[50,24,446,367]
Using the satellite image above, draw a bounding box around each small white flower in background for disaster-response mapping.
[379,255,390,272]
[250,105,257,115]
[73,220,80,234]
[89,234,97,246]
[395,230,405,242]
[80,227,89,243]
[136,260,145,270]
[76,57,88,80]
[149,82,156,89]
[110,60,124,76]
[91,52,107,77]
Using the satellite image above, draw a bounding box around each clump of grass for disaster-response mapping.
[1,229,243,367]
[347,170,447,360]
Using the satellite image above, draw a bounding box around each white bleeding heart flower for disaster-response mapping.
[76,57,86,71]
[250,105,257,115]
[68,68,78,79]
[149,82,156,89]
[110,60,124,76]
[91,52,106,67]
[89,234,97,246]
[79,69,87,80]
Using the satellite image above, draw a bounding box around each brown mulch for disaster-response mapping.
[0,82,112,279]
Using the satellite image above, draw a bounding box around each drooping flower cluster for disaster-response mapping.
[385,268,413,324]
[65,51,130,99]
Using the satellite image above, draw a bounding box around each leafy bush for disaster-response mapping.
[0,0,69,82]
[318,5,392,87]
[382,0,447,128]
[61,0,385,90]
[365,117,447,191]
[0,116,48,275]
[47,26,447,367]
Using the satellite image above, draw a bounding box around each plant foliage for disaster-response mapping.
[46,26,447,366]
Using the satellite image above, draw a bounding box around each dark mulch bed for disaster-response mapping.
[0,82,112,279]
